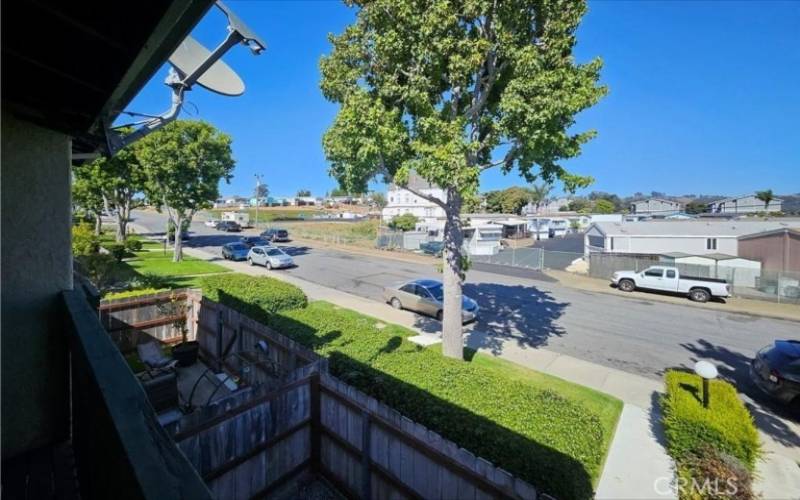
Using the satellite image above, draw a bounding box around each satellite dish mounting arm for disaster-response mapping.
[104,1,265,155]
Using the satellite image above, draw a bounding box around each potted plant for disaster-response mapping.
[159,294,198,367]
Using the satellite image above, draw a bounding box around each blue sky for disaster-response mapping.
[125,0,800,199]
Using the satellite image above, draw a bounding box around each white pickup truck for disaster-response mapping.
[611,266,731,302]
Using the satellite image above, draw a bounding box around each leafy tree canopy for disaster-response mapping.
[137,120,234,260]
[389,213,419,231]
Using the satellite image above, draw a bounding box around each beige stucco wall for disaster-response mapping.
[1,111,72,458]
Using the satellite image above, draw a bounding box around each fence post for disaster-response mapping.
[361,410,372,499]
[216,310,224,372]
[309,373,321,473]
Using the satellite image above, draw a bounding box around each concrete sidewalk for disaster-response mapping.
[548,270,800,323]
[176,243,677,499]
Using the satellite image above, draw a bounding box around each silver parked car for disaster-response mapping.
[247,245,294,269]
[382,279,479,323]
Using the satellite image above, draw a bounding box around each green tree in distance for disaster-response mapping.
[389,213,419,231]
[83,141,147,242]
[137,120,235,261]
[755,189,774,210]
[296,189,312,197]
[370,191,387,208]
[71,167,106,235]
[321,0,604,358]
[528,182,552,213]
[592,199,615,214]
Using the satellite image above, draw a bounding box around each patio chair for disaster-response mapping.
[137,341,178,376]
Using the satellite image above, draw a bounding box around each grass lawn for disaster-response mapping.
[127,253,229,276]
[98,235,230,297]
[258,300,622,499]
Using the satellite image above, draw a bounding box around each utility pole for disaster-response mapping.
[254,174,264,230]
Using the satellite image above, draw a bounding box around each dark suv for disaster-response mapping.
[751,340,800,412]
[216,221,242,232]
[261,228,289,242]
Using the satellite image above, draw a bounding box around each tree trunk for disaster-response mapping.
[94,213,102,235]
[115,204,127,242]
[173,213,183,262]
[441,189,464,360]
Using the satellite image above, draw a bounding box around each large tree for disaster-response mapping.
[321,0,605,358]
[137,120,235,261]
[71,167,106,235]
[83,142,146,242]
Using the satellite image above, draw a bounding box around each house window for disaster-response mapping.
[706,238,717,250]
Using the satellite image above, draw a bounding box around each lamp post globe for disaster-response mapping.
[694,361,718,408]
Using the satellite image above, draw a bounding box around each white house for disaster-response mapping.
[526,217,569,240]
[584,220,800,257]
[382,172,447,223]
[708,194,783,214]
[629,198,683,216]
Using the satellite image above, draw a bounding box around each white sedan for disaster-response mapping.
[247,245,294,270]
[204,219,220,227]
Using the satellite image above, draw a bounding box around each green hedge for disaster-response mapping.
[263,302,615,499]
[104,288,168,300]
[200,274,307,316]
[662,370,761,470]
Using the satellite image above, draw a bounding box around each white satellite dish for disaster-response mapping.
[104,0,266,155]
[169,35,245,96]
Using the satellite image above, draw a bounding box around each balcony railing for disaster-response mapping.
[63,287,212,500]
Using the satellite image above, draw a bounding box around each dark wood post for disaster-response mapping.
[309,373,321,473]
[361,410,372,499]
[216,309,224,372]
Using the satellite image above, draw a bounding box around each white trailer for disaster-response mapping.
[222,211,251,227]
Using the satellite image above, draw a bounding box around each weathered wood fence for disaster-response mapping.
[193,296,318,382]
[99,289,200,353]
[103,291,539,499]
[172,298,538,500]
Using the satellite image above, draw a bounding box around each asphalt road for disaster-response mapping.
[131,211,800,425]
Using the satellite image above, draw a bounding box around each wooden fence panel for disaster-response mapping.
[317,373,537,500]
[100,289,198,352]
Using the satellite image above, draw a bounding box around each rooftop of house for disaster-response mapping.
[591,219,800,237]
[710,194,784,204]
[632,198,682,204]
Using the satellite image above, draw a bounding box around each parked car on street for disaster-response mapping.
[247,245,294,269]
[216,221,242,232]
[419,241,444,257]
[750,340,800,412]
[382,279,479,323]
[261,228,290,242]
[611,266,730,302]
[240,236,271,248]
[204,219,219,228]
[221,242,249,261]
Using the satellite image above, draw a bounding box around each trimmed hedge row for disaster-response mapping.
[266,302,611,500]
[199,273,307,316]
[662,370,761,470]
[662,370,761,499]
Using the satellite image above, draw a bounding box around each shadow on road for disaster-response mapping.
[425,282,571,355]
[677,339,799,449]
